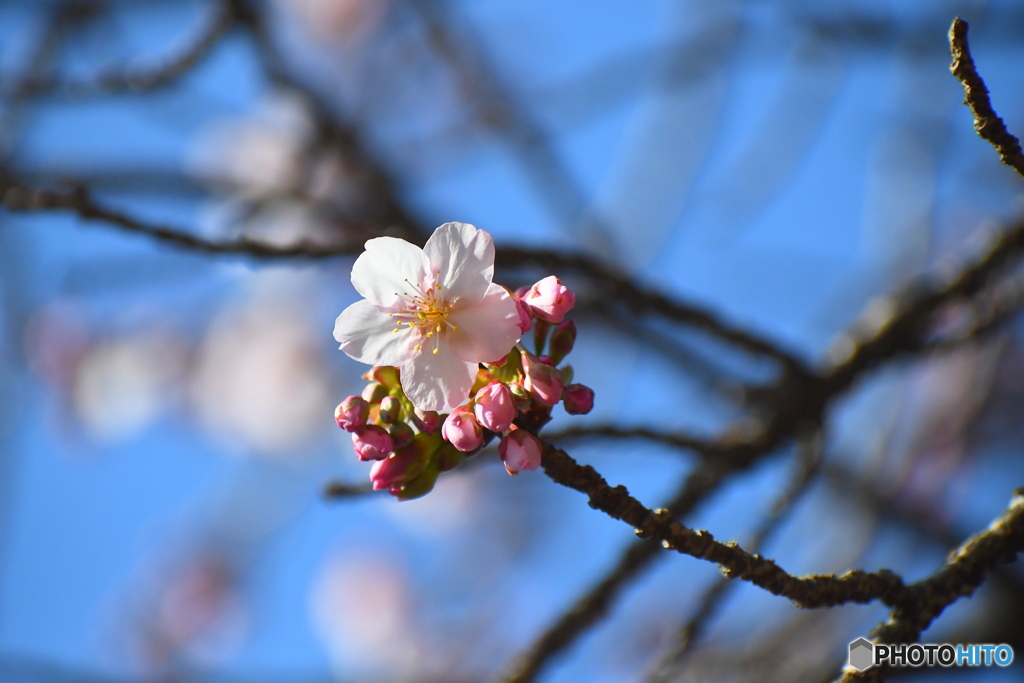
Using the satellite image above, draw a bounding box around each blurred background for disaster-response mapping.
[1,0,1024,681]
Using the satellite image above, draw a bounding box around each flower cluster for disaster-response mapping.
[333,223,593,500]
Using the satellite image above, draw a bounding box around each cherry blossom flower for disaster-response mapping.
[334,223,522,412]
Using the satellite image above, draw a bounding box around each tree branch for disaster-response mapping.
[539,442,905,610]
[498,206,1024,677]
[834,489,1024,682]
[644,432,823,683]
[949,18,1024,180]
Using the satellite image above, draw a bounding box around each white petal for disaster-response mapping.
[401,349,478,412]
[334,300,417,367]
[423,222,494,305]
[447,283,522,364]
[351,236,430,308]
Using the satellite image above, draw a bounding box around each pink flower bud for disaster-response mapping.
[474,381,517,432]
[521,352,564,407]
[362,381,388,403]
[379,396,401,424]
[498,428,543,476]
[548,320,576,364]
[370,445,427,491]
[513,297,533,333]
[514,285,530,298]
[413,408,440,434]
[352,425,394,461]
[523,276,575,323]
[562,383,595,415]
[365,366,400,386]
[335,395,369,432]
[441,406,484,452]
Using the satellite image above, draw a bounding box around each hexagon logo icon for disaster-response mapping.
[849,638,875,672]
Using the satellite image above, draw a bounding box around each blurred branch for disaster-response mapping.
[322,481,375,498]
[497,246,809,371]
[819,217,1024,395]
[498,459,739,683]
[503,203,1024,680]
[227,0,426,244]
[922,267,1024,352]
[0,180,362,258]
[949,18,1024,180]
[835,489,1024,683]
[2,0,237,98]
[571,304,745,394]
[645,432,824,683]
[405,0,614,245]
[545,440,1024,683]
[501,197,1024,679]
[0,179,810,372]
[542,424,716,459]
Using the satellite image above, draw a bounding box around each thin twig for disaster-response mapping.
[949,18,1024,179]
[3,0,237,98]
[406,0,617,248]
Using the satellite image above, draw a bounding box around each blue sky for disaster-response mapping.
[2,0,1024,681]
